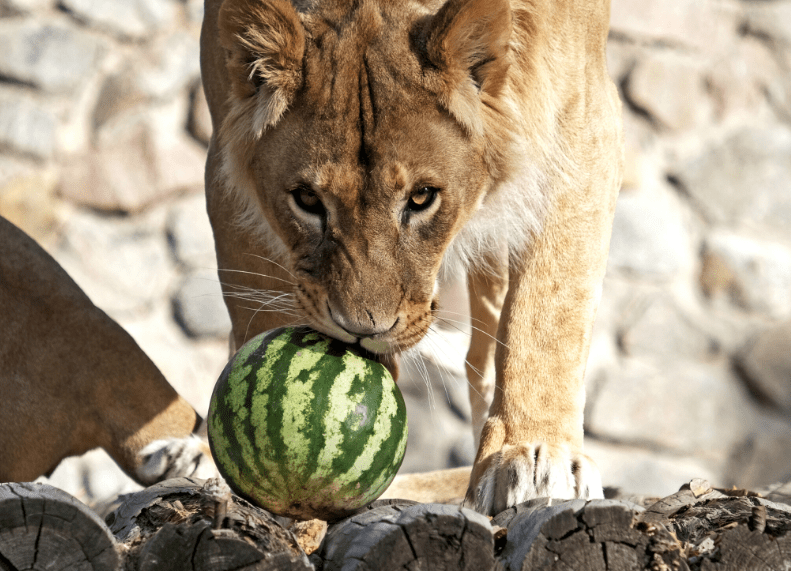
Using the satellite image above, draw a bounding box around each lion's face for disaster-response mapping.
[217,0,514,353]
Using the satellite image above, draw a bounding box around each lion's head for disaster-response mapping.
[214,0,543,354]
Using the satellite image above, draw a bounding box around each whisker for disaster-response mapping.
[426,324,502,404]
[421,332,454,409]
[222,293,297,311]
[432,308,490,329]
[235,304,300,317]
[218,268,295,286]
[435,315,510,351]
[241,253,298,280]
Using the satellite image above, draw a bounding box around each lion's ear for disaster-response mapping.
[218,0,305,135]
[424,0,511,134]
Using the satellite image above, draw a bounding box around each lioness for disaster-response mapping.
[201,0,622,514]
[0,216,215,485]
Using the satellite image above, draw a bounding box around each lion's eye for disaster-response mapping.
[292,186,325,216]
[407,187,439,212]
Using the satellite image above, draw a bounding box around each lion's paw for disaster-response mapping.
[136,435,218,485]
[467,442,603,516]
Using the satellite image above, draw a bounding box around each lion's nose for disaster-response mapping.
[328,305,398,338]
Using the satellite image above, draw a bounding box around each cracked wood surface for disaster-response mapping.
[320,501,495,571]
[0,482,119,571]
[2,478,791,570]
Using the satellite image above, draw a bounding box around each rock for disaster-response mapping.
[0,89,56,159]
[60,0,177,40]
[129,32,201,102]
[59,114,158,211]
[736,321,791,414]
[448,433,476,468]
[609,0,733,53]
[724,413,791,490]
[617,293,718,362]
[626,53,712,131]
[185,0,203,24]
[167,192,217,269]
[0,0,52,14]
[52,208,173,319]
[173,268,232,339]
[398,358,472,474]
[0,161,59,246]
[743,2,791,48]
[585,439,720,498]
[672,126,791,234]
[188,81,213,146]
[701,231,791,319]
[705,37,780,122]
[121,306,228,417]
[38,448,143,518]
[586,358,755,456]
[0,19,104,94]
[606,182,693,280]
[61,101,207,212]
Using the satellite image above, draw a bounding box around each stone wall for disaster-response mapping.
[0,0,789,509]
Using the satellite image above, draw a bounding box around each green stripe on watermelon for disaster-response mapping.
[208,326,408,520]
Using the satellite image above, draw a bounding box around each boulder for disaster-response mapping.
[0,19,104,94]
[672,126,791,234]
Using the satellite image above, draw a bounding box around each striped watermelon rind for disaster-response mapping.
[208,326,408,520]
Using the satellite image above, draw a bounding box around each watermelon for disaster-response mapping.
[207,326,408,521]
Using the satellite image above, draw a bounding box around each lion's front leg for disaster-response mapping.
[465,180,617,515]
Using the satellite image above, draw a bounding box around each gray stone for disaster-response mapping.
[61,103,206,212]
[743,2,791,47]
[167,192,217,269]
[704,37,780,122]
[701,231,791,319]
[586,358,756,456]
[0,89,56,159]
[626,54,712,131]
[448,433,475,468]
[724,413,791,490]
[121,309,228,417]
[59,114,158,211]
[60,0,177,40]
[398,356,471,474]
[606,182,693,280]
[0,20,104,94]
[38,448,142,518]
[0,0,52,14]
[189,82,212,146]
[618,294,718,362]
[52,209,173,319]
[185,0,204,24]
[673,126,791,234]
[609,0,733,53]
[173,268,232,339]
[736,321,791,415]
[0,160,59,246]
[585,439,720,498]
[132,33,201,101]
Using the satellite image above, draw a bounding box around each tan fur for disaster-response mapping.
[0,216,215,485]
[202,0,622,513]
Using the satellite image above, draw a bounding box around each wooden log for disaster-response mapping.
[0,482,120,571]
[492,480,791,571]
[320,501,495,570]
[106,477,311,570]
[494,498,656,571]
